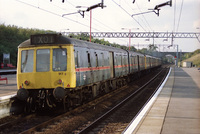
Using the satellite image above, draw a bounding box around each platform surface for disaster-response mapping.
[0,69,16,73]
[132,67,200,134]
[0,74,17,97]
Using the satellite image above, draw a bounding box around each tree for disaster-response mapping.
[148,44,158,51]
[0,24,49,65]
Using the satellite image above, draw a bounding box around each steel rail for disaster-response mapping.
[16,68,168,134]
[77,68,169,134]
[123,66,170,133]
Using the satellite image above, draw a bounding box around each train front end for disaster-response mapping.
[17,34,76,110]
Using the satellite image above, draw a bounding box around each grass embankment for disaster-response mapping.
[180,52,200,67]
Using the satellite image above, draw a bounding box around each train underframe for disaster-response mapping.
[18,67,160,113]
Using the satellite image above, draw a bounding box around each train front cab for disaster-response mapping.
[17,42,76,106]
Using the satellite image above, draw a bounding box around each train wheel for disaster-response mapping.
[24,97,33,113]
[123,78,127,86]
[24,97,36,113]
[24,97,31,113]
[109,81,113,90]
[99,83,106,95]
[117,80,122,88]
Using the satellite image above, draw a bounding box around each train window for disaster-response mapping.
[121,55,123,65]
[74,51,79,68]
[101,53,104,66]
[132,57,134,65]
[36,49,50,72]
[123,55,126,64]
[21,50,34,73]
[134,57,136,65]
[87,52,91,67]
[53,48,67,71]
[95,53,98,67]
[115,54,117,65]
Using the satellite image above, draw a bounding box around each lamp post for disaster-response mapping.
[90,10,92,42]
[121,28,139,50]
[76,2,105,42]
[76,6,92,42]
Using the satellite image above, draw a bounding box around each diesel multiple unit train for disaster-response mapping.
[17,33,161,112]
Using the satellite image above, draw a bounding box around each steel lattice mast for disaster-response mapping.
[63,32,200,42]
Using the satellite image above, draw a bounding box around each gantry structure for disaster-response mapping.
[63,32,200,42]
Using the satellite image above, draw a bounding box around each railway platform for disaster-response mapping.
[0,69,16,75]
[0,74,17,97]
[124,67,200,134]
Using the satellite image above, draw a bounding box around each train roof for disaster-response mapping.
[18,34,127,53]
[127,50,145,56]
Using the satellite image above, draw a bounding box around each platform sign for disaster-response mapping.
[3,53,10,64]
[3,53,10,59]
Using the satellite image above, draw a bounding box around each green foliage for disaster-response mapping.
[137,48,148,54]
[181,49,200,61]
[0,24,52,65]
[181,49,200,67]
[148,44,158,52]
[0,24,139,66]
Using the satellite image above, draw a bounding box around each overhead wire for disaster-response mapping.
[47,0,117,32]
[47,0,128,44]
[171,0,177,45]
[15,0,101,31]
[15,0,149,46]
[135,2,153,32]
[111,0,147,31]
[45,0,128,44]
[50,1,120,32]
[125,1,161,47]
[176,0,184,32]
[173,0,176,32]
[124,0,152,32]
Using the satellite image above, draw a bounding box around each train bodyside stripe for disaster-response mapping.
[76,66,110,72]
[75,64,134,72]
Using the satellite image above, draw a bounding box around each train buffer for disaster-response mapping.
[0,76,8,84]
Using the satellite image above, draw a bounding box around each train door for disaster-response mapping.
[109,52,115,78]
[87,51,94,83]
[74,49,80,86]
[137,55,140,71]
[144,55,147,69]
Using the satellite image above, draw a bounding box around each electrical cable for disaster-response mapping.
[173,0,176,32]
[124,0,152,32]
[135,2,153,31]
[46,0,117,32]
[111,0,146,31]
[15,0,101,31]
[176,0,184,32]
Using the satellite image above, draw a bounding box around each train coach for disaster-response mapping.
[16,33,161,112]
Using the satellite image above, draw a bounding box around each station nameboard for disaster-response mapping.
[31,34,57,45]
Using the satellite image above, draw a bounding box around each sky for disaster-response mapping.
[0,0,200,52]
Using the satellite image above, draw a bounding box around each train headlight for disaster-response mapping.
[24,80,30,86]
[58,79,62,84]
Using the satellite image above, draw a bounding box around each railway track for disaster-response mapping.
[0,67,168,134]
[0,113,61,134]
[75,67,169,134]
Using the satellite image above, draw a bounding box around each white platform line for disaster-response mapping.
[123,67,172,134]
[0,94,16,101]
